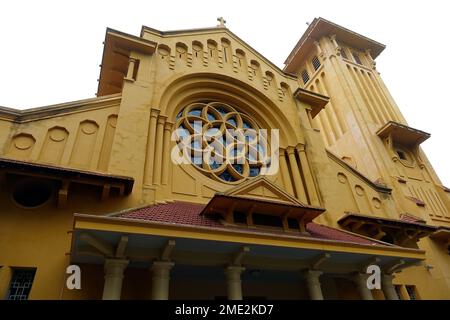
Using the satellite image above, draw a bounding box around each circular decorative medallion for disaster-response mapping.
[13,134,35,150]
[372,197,382,209]
[81,121,98,135]
[49,128,67,142]
[174,102,271,183]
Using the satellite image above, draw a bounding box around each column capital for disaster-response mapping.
[104,259,129,273]
[381,274,395,281]
[302,269,323,285]
[286,146,296,155]
[296,143,306,153]
[157,115,168,125]
[302,269,323,278]
[150,108,161,118]
[225,265,245,275]
[151,260,175,272]
[164,121,175,131]
[225,265,245,282]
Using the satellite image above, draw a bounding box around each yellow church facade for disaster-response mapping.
[0,17,449,300]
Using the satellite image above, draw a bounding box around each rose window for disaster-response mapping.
[174,101,271,183]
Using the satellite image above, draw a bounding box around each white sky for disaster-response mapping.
[0,0,449,186]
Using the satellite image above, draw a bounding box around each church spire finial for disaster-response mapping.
[217,17,226,28]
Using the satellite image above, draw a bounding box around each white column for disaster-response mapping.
[303,270,324,300]
[225,266,245,300]
[381,274,399,300]
[151,261,174,300]
[352,273,374,300]
[102,259,129,300]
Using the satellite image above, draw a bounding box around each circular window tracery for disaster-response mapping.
[175,101,271,183]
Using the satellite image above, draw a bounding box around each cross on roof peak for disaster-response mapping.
[217,17,226,28]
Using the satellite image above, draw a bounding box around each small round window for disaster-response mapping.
[12,178,53,208]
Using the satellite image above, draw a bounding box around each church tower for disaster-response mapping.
[284,17,450,223]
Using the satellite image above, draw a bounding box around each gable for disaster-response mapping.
[223,176,305,206]
[140,25,297,82]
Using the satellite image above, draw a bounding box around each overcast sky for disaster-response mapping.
[1,0,449,186]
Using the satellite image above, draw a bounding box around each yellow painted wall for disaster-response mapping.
[0,22,449,299]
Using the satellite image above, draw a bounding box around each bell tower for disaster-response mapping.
[284,17,450,222]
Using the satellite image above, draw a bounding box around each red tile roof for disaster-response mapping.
[115,201,383,246]
[400,213,426,224]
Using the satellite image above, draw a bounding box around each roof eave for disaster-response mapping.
[284,17,386,73]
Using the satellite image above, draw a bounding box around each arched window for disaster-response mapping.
[207,40,218,62]
[250,60,260,77]
[265,71,274,87]
[353,52,362,65]
[192,41,203,59]
[301,70,310,84]
[235,49,246,69]
[175,42,188,61]
[312,56,321,71]
[221,38,231,63]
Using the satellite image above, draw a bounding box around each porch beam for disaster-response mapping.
[160,239,176,261]
[115,235,128,258]
[232,246,250,266]
[58,180,70,209]
[311,252,330,270]
[383,259,405,274]
[79,232,114,257]
[359,256,380,273]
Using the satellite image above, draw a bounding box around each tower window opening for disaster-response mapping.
[353,52,362,65]
[312,56,321,71]
[301,70,310,84]
[341,48,348,59]
[397,150,407,160]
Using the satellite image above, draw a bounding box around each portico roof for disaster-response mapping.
[70,207,426,275]
[376,121,431,146]
[69,178,425,274]
[338,212,437,248]
[0,157,134,194]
